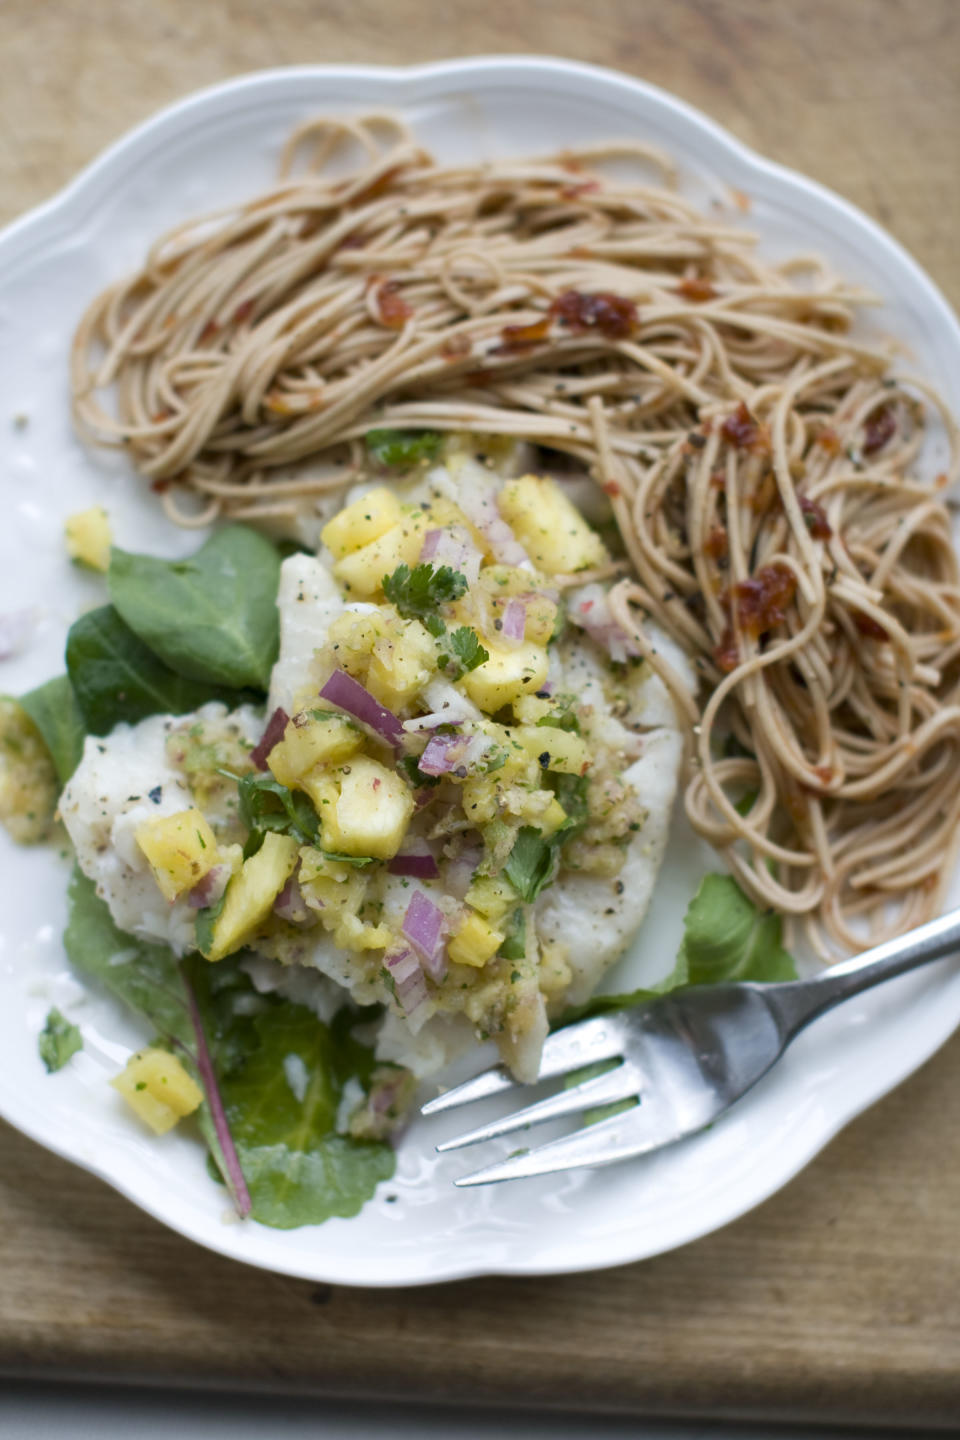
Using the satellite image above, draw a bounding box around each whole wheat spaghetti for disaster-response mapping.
[71,113,960,957]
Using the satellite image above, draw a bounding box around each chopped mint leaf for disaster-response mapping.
[365,428,443,469]
[382,562,467,635]
[37,1007,82,1072]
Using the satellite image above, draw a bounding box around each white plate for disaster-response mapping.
[2,58,960,1287]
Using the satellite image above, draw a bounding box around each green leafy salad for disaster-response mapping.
[0,445,796,1230]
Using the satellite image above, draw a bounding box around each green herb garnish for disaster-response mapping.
[365,429,443,469]
[382,562,468,639]
[37,1007,82,1072]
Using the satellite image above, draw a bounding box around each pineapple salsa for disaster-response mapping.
[59,449,690,1089]
[2,436,693,1224]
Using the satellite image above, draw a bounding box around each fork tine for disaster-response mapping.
[453,1102,674,1186]
[420,1014,628,1117]
[436,1060,642,1152]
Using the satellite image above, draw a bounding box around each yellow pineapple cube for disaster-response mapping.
[200,831,299,961]
[513,725,590,776]
[332,512,428,598]
[512,694,553,724]
[366,617,437,709]
[65,506,112,572]
[449,909,504,968]
[136,808,219,902]
[111,1047,203,1135]
[464,874,518,924]
[0,698,58,844]
[462,641,549,713]
[318,756,413,860]
[267,712,362,787]
[540,797,568,836]
[498,476,608,574]
[321,486,404,559]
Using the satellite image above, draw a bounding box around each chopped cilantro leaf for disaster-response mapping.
[447,626,489,674]
[365,429,443,468]
[382,562,467,637]
[37,1007,82,1073]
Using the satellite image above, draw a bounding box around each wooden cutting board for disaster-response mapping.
[2,0,959,1427]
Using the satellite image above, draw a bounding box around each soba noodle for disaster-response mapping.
[70,113,960,958]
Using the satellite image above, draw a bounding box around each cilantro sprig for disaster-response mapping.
[382,562,467,639]
[504,774,590,902]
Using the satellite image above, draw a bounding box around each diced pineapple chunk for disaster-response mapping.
[513,725,590,776]
[366,617,437,710]
[512,694,553,724]
[65,506,112,572]
[462,641,549,713]
[201,831,299,961]
[498,476,608,574]
[267,712,362,787]
[0,698,57,844]
[111,1047,203,1135]
[136,807,219,902]
[318,756,413,860]
[522,594,559,645]
[333,512,428,598]
[321,486,404,559]
[449,909,505,968]
[464,874,518,924]
[297,845,393,952]
[540,797,568,837]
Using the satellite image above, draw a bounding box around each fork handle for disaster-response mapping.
[763,905,960,1038]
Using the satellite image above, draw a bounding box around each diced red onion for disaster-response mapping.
[187,864,232,910]
[501,596,527,642]
[568,583,641,665]
[457,474,532,569]
[250,706,289,770]
[273,872,313,924]
[370,1068,409,1116]
[0,607,38,661]
[385,945,430,1019]
[320,668,404,749]
[402,891,448,980]
[419,525,483,585]
[418,733,465,775]
[388,840,440,879]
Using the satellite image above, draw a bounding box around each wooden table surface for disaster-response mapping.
[2,0,959,1429]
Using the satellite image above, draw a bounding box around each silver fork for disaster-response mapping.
[422,906,960,1186]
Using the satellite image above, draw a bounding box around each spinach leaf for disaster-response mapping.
[382,562,467,638]
[680,873,796,984]
[365,428,443,469]
[37,1007,82,1072]
[109,526,281,690]
[64,869,396,1227]
[215,1003,394,1229]
[19,676,86,784]
[66,606,241,734]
